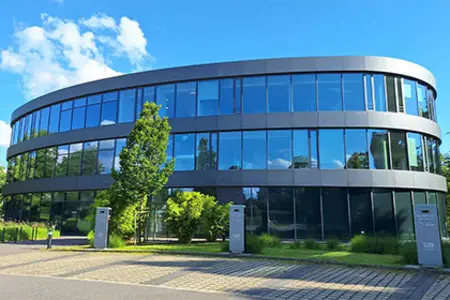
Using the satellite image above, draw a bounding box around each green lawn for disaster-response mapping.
[117,242,223,253]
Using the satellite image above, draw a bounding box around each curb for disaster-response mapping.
[49,247,450,275]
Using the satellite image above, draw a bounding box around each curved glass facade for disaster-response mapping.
[9,73,437,147]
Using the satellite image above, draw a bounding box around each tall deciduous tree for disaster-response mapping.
[0,166,6,218]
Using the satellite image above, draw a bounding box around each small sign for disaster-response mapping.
[414,204,443,268]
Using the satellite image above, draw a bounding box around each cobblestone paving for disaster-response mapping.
[0,249,449,300]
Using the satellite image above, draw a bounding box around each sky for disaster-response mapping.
[0,0,450,167]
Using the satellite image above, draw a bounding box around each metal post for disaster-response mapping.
[46,229,53,249]
[19,227,23,241]
[14,228,18,243]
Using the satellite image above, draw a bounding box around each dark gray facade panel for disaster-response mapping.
[11,56,436,122]
[2,170,447,195]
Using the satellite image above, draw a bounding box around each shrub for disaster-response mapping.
[87,230,95,247]
[260,233,281,248]
[326,238,341,251]
[220,241,229,252]
[109,234,126,248]
[246,234,264,254]
[399,242,418,265]
[442,242,450,267]
[350,235,400,255]
[304,239,319,250]
[290,241,302,249]
[200,197,231,242]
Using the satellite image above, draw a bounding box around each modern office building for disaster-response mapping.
[2,56,447,239]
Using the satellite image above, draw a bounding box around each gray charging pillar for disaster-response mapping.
[94,207,111,249]
[229,205,245,254]
[414,204,443,268]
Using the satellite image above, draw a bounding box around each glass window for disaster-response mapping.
[32,111,40,138]
[407,133,424,171]
[74,97,86,107]
[174,134,195,170]
[176,82,196,118]
[26,115,32,140]
[397,78,404,113]
[243,187,268,234]
[414,191,426,205]
[44,147,56,178]
[136,89,143,119]
[295,187,321,239]
[427,191,437,205]
[268,130,291,169]
[77,191,95,235]
[386,76,397,112]
[293,130,309,169]
[99,139,115,150]
[373,189,395,236]
[156,84,175,118]
[88,94,101,105]
[219,79,234,115]
[101,101,117,125]
[103,91,118,102]
[428,89,436,121]
[62,101,73,110]
[39,107,50,136]
[143,86,155,104]
[310,130,318,168]
[318,74,342,111]
[417,84,429,118]
[82,141,98,175]
[268,187,294,239]
[243,76,266,114]
[368,129,390,169]
[268,75,290,113]
[27,151,36,180]
[243,130,266,169]
[395,191,414,240]
[403,79,419,116]
[118,89,136,123]
[345,129,369,169]
[350,188,373,236]
[293,74,316,112]
[365,75,374,110]
[219,131,241,170]
[343,73,364,111]
[198,80,218,116]
[72,106,86,130]
[322,188,349,240]
[319,129,345,169]
[34,150,45,179]
[390,131,408,170]
[62,192,79,234]
[86,104,100,128]
[55,145,68,177]
[59,109,72,132]
[114,138,127,171]
[68,143,82,176]
[98,150,114,174]
[51,192,64,226]
[40,193,50,222]
[425,137,436,173]
[196,133,215,170]
[166,135,173,164]
[437,193,447,238]
[235,78,242,114]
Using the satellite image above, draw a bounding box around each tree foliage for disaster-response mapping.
[201,198,231,242]
[0,166,5,218]
[441,152,450,227]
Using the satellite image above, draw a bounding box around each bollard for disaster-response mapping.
[19,227,23,241]
[46,229,53,249]
[14,228,19,243]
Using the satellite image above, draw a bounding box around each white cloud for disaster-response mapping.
[268,158,291,169]
[0,120,12,147]
[52,0,64,4]
[0,13,152,99]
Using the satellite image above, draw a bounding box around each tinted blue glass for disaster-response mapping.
[292,74,316,112]
[26,114,32,140]
[243,131,266,169]
[235,79,242,113]
[196,133,212,170]
[417,84,429,118]
[39,107,50,136]
[268,130,291,169]
[88,94,101,105]
[310,130,318,168]
[319,129,345,169]
[166,135,173,163]
[219,131,241,170]
[345,129,369,169]
[59,110,72,132]
[243,76,266,114]
[136,89,143,119]
[61,101,72,110]
[33,110,40,138]
[176,82,196,118]
[403,79,419,116]
[86,104,100,128]
[390,131,408,170]
[268,75,290,113]
[143,86,155,103]
[74,98,86,107]
[156,84,175,118]
[98,150,114,174]
[101,101,117,125]
[365,75,374,110]
[374,75,387,112]
[219,79,234,115]
[174,134,195,170]
[118,89,136,123]
[48,104,61,134]
[407,132,423,171]
[71,107,86,130]
[198,80,218,116]
[103,91,118,102]
[99,139,115,150]
[293,130,309,168]
[368,129,390,169]
[318,74,342,111]
[114,138,127,171]
[343,73,364,111]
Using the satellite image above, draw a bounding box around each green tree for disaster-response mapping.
[0,166,5,218]
[196,137,216,170]
[201,197,231,242]
[441,152,450,227]
[164,191,205,243]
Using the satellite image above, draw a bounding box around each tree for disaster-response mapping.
[164,191,205,243]
[345,152,369,169]
[0,166,5,218]
[201,198,232,242]
[196,137,216,170]
[440,152,450,227]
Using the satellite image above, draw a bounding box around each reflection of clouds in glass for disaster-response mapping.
[268,158,291,169]
[114,155,120,170]
[99,139,115,150]
[333,159,345,168]
[58,148,69,155]
[101,119,115,126]
[70,143,82,152]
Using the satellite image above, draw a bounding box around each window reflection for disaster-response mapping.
[386,76,397,112]
[243,76,266,114]
[373,189,395,235]
[345,129,369,169]
[195,133,216,170]
[295,187,321,239]
[343,73,364,111]
[156,84,175,118]
[318,74,342,111]
[407,133,424,171]
[293,74,316,112]
[72,106,86,130]
[219,132,241,170]
[86,104,101,128]
[101,101,117,126]
[322,187,349,240]
[197,80,218,116]
[219,79,234,115]
[174,134,195,170]
[267,75,290,113]
[368,129,390,169]
[319,129,345,169]
[268,187,294,239]
[49,104,61,134]
[243,131,266,169]
[268,130,291,169]
[349,189,373,236]
[176,82,196,118]
[82,141,98,175]
[118,89,136,123]
[417,84,429,119]
[390,131,408,170]
[293,130,309,168]
[403,79,418,116]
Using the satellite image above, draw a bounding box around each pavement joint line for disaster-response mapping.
[57,254,154,278]
[0,252,87,271]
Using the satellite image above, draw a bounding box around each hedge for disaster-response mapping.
[0,222,60,242]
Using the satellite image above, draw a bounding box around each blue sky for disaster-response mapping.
[0,0,449,167]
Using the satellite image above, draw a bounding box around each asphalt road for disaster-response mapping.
[0,274,249,300]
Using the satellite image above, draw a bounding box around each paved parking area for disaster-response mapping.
[0,245,449,300]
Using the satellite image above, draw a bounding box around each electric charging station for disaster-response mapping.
[229,205,245,254]
[94,207,111,249]
[414,204,443,268]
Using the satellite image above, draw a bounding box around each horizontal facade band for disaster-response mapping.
[7,111,441,158]
[11,56,437,122]
[2,169,447,195]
